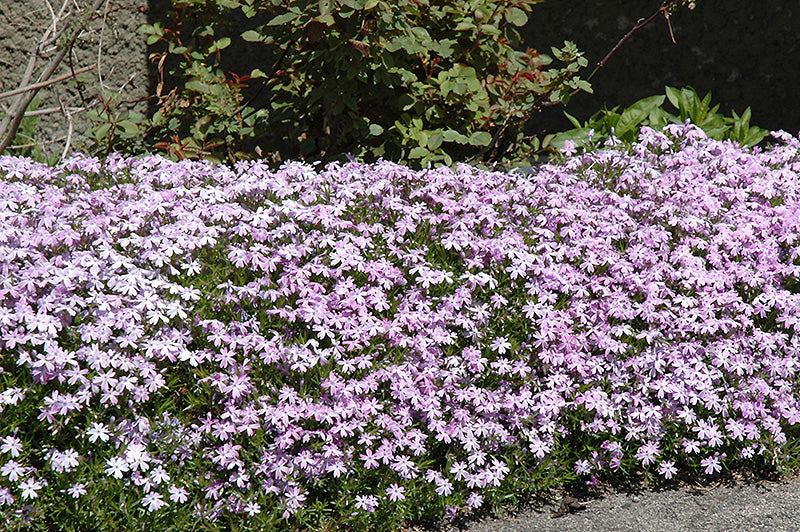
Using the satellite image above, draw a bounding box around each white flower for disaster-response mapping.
[149,465,170,484]
[1,460,25,482]
[0,436,22,457]
[66,482,88,498]
[168,485,188,503]
[19,478,42,500]
[87,422,111,443]
[125,442,151,472]
[141,492,168,512]
[50,449,80,473]
[244,501,261,516]
[104,456,129,479]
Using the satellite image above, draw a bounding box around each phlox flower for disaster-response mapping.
[657,460,677,480]
[141,491,169,512]
[466,492,483,510]
[489,336,512,354]
[0,486,13,505]
[0,436,22,457]
[282,484,307,515]
[65,482,88,498]
[125,442,151,472]
[168,484,188,503]
[446,504,459,521]
[574,459,592,476]
[528,437,550,458]
[435,477,453,496]
[682,439,701,454]
[1,460,25,482]
[701,453,725,475]
[19,478,42,500]
[386,483,405,502]
[49,448,80,473]
[450,461,469,481]
[635,441,660,466]
[244,501,261,516]
[391,455,418,479]
[149,465,170,485]
[104,456,129,479]
[354,494,379,512]
[561,140,578,156]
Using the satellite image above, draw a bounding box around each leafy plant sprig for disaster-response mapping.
[549,86,770,152]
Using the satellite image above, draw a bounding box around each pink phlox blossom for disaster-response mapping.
[168,485,189,503]
[49,448,80,473]
[104,456,129,479]
[0,460,26,482]
[386,483,406,501]
[0,436,22,457]
[65,482,88,498]
[635,441,661,466]
[574,459,592,475]
[141,491,169,512]
[19,478,43,500]
[657,460,677,479]
[244,501,261,516]
[700,453,725,475]
[466,491,483,510]
[354,494,379,512]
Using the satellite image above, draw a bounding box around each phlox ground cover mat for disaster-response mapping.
[2,124,800,531]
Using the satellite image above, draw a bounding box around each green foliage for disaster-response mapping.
[82,90,147,156]
[0,98,59,164]
[138,0,591,167]
[550,86,770,151]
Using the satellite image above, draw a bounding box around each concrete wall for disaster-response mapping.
[0,1,149,160]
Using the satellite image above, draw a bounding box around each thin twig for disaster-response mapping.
[97,0,112,90]
[0,0,105,153]
[480,0,684,163]
[24,106,84,117]
[585,1,676,85]
[0,64,96,101]
[8,136,67,150]
[59,97,74,160]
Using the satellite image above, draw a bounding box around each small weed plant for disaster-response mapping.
[550,86,770,151]
[2,123,800,530]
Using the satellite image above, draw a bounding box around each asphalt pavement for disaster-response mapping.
[443,475,800,532]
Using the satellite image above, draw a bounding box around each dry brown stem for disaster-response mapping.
[480,0,687,164]
[0,0,106,154]
[0,64,97,101]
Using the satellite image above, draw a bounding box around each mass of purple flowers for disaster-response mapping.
[2,123,800,530]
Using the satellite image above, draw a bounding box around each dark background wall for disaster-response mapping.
[2,0,797,159]
[521,0,800,137]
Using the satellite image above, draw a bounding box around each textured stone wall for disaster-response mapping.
[0,1,149,160]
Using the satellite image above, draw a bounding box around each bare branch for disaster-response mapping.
[0,64,96,101]
[9,136,68,150]
[24,106,84,117]
[0,0,105,154]
[480,0,687,164]
[59,97,75,160]
[97,0,112,90]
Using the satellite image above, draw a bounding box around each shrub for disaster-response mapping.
[139,0,593,166]
[2,123,800,531]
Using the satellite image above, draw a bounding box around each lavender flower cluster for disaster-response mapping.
[2,123,800,529]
